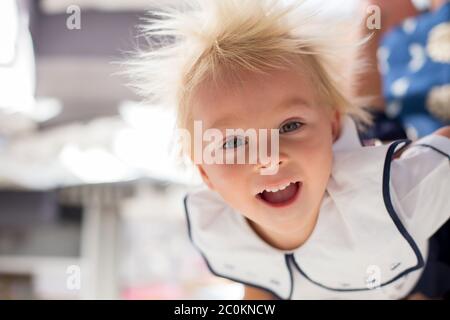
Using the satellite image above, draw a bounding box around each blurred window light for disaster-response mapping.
[40,0,179,13]
[0,0,36,116]
[40,0,359,17]
[59,145,136,184]
[31,97,63,123]
[0,0,18,65]
[116,101,201,185]
[118,100,176,133]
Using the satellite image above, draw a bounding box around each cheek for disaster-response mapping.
[287,124,334,190]
[293,141,333,180]
[289,121,334,163]
[202,164,249,193]
[202,164,255,213]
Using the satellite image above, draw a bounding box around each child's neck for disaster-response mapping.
[246,213,318,251]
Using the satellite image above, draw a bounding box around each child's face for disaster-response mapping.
[192,69,340,248]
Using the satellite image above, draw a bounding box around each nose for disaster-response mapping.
[255,153,287,175]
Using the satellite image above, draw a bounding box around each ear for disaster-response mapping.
[197,165,215,190]
[331,110,342,142]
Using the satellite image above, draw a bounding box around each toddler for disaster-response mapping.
[130,0,450,299]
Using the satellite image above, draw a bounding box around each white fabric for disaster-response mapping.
[185,117,450,299]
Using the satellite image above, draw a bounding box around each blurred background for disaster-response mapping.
[1,0,447,300]
[0,0,244,300]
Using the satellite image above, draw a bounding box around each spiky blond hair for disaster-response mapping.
[128,0,371,134]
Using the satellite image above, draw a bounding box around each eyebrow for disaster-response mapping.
[206,97,310,130]
[275,97,311,112]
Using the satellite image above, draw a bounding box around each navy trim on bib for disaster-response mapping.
[413,144,450,160]
[381,140,425,278]
[290,140,425,292]
[183,195,294,300]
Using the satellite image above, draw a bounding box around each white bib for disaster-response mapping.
[184,118,450,299]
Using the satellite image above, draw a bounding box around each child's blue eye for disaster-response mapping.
[223,136,246,149]
[280,121,303,134]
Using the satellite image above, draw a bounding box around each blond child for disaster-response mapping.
[130,0,450,299]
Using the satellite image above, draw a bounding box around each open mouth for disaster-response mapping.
[256,181,301,208]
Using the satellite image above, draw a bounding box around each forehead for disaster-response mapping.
[191,68,317,129]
